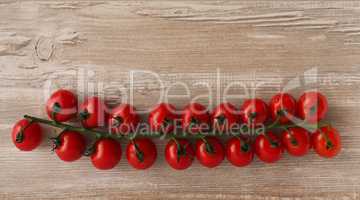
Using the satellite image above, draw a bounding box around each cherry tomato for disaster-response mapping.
[281,127,310,157]
[46,89,78,122]
[269,93,297,124]
[109,104,140,135]
[52,131,86,162]
[12,119,42,151]
[165,139,194,170]
[126,138,157,170]
[211,103,239,133]
[79,97,108,129]
[90,138,122,170]
[297,92,328,123]
[255,131,283,163]
[240,99,268,126]
[312,126,341,158]
[148,103,178,134]
[182,103,210,134]
[226,137,254,167]
[196,137,224,168]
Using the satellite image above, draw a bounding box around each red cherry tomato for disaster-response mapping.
[182,103,210,134]
[148,103,178,134]
[312,126,341,158]
[240,99,268,126]
[269,93,297,124]
[226,137,254,167]
[46,89,78,122]
[126,138,157,170]
[90,138,121,170]
[281,127,310,157]
[255,131,283,163]
[52,131,86,162]
[12,119,42,151]
[79,97,108,129]
[109,104,140,135]
[211,103,239,132]
[165,139,194,170]
[297,92,328,123]
[196,137,224,168]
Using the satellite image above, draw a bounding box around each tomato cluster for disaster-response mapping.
[12,90,342,170]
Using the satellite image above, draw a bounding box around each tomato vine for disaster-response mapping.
[12,90,342,170]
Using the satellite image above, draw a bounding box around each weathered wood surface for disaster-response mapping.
[1,0,360,199]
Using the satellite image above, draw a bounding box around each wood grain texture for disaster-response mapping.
[1,0,360,199]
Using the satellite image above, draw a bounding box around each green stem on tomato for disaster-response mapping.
[49,128,69,151]
[199,135,215,154]
[131,139,145,163]
[51,102,61,123]
[15,118,34,143]
[280,127,298,146]
[318,125,334,149]
[265,120,330,132]
[267,115,281,130]
[171,136,187,162]
[24,115,107,139]
[234,135,250,152]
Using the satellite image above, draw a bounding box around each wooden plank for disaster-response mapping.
[0,1,360,199]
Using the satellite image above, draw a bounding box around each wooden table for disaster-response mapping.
[1,1,360,199]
